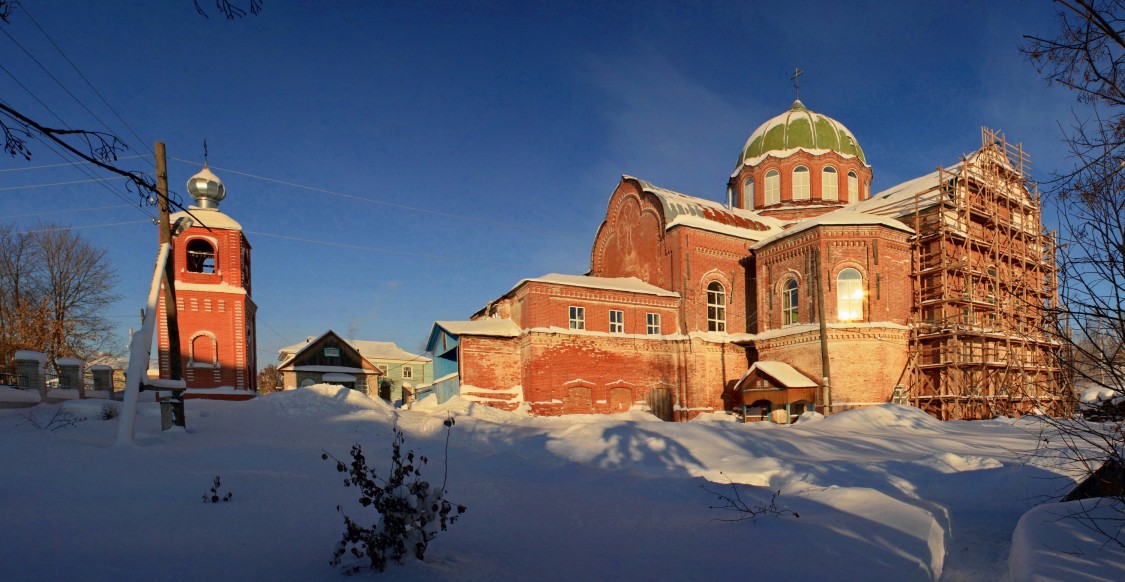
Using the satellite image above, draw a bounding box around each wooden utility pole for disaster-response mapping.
[814,248,832,412]
[156,142,186,429]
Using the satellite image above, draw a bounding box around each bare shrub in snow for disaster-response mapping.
[19,407,84,431]
[202,476,232,503]
[702,474,798,522]
[1022,0,1125,547]
[98,403,119,420]
[322,417,466,573]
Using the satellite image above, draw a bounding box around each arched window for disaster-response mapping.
[864,179,870,200]
[764,170,780,205]
[782,279,799,326]
[792,165,810,200]
[186,239,216,274]
[743,177,755,210]
[822,166,838,200]
[706,281,726,332]
[190,332,218,367]
[837,268,864,321]
[847,171,859,203]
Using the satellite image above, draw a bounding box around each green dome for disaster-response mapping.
[738,100,865,166]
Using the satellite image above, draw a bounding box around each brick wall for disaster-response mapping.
[756,326,909,408]
[754,225,912,333]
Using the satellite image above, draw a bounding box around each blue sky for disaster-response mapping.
[0,1,1083,364]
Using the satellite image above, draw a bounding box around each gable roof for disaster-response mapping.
[431,319,522,338]
[749,209,914,250]
[514,273,680,298]
[626,176,786,241]
[740,361,819,389]
[278,330,430,366]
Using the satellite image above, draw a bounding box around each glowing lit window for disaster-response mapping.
[764,170,780,205]
[706,282,726,332]
[822,166,838,200]
[792,166,810,200]
[782,279,799,326]
[847,171,859,202]
[837,268,864,321]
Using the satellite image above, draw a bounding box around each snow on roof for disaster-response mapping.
[750,209,913,250]
[627,176,786,241]
[744,361,818,389]
[345,340,429,362]
[279,334,429,364]
[733,147,869,177]
[14,351,46,364]
[516,273,680,298]
[287,365,374,374]
[56,357,84,367]
[173,282,247,295]
[850,161,965,218]
[171,206,243,231]
[434,318,522,338]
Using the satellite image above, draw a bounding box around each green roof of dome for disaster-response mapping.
[738,100,866,167]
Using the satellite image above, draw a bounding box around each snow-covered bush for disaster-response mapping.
[323,418,465,573]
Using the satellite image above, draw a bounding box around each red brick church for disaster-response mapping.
[439,100,1065,421]
[156,164,257,395]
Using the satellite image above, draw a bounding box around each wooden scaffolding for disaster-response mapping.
[907,128,1067,420]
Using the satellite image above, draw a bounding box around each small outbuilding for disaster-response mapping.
[733,361,818,423]
[277,330,383,395]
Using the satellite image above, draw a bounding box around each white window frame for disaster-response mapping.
[402,365,413,379]
[792,165,810,200]
[764,170,780,205]
[646,313,661,335]
[609,309,624,333]
[782,279,799,326]
[706,282,726,332]
[743,177,755,210]
[569,306,585,330]
[847,171,859,202]
[822,166,838,200]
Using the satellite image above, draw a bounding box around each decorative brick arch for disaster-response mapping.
[184,236,219,274]
[776,270,803,326]
[590,180,667,287]
[699,269,732,333]
[562,379,595,415]
[606,380,638,412]
[189,331,218,368]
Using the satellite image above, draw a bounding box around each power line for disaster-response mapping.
[17,3,154,155]
[0,19,127,146]
[0,154,150,172]
[171,158,588,239]
[0,176,128,191]
[0,203,133,220]
[19,220,151,234]
[246,230,528,268]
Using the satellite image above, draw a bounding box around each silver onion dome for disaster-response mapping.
[186,164,226,209]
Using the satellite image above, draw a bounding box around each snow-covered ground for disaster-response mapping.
[1,385,1122,581]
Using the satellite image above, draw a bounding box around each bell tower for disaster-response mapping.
[157,164,257,394]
